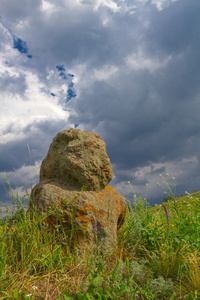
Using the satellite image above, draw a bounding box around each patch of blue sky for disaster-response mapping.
[13,36,32,58]
[68,82,74,88]
[59,71,68,80]
[13,36,28,54]
[56,65,65,71]
[55,65,77,102]
[67,87,77,101]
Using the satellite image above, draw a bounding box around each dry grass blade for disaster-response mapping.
[184,252,200,292]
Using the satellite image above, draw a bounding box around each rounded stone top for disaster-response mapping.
[40,128,113,190]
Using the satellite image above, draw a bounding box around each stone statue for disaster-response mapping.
[29,128,127,254]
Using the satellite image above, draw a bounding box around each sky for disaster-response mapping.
[1,0,200,216]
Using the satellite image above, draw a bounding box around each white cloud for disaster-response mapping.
[94,64,118,81]
[0,66,70,145]
[1,160,41,188]
[41,0,56,13]
[151,0,180,11]
[0,160,41,213]
[0,21,73,145]
[41,0,59,17]
[79,0,120,12]
[125,48,171,72]
[94,0,120,12]
[0,59,69,144]
[113,156,199,203]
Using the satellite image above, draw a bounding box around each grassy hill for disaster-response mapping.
[0,175,200,299]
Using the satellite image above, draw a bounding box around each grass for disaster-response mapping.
[0,174,200,299]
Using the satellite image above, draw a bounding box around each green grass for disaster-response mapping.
[0,174,200,299]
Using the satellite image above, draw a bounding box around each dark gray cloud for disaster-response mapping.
[1,0,200,216]
[0,0,41,22]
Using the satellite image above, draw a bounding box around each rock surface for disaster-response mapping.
[40,128,113,191]
[29,128,127,253]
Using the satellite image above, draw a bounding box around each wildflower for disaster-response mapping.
[93,216,97,233]
[32,286,38,290]
[93,215,99,249]
[163,204,170,232]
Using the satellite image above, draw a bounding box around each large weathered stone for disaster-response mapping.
[29,179,127,253]
[40,128,113,191]
[29,128,127,253]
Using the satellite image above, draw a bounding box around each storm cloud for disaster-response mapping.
[1,0,200,215]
